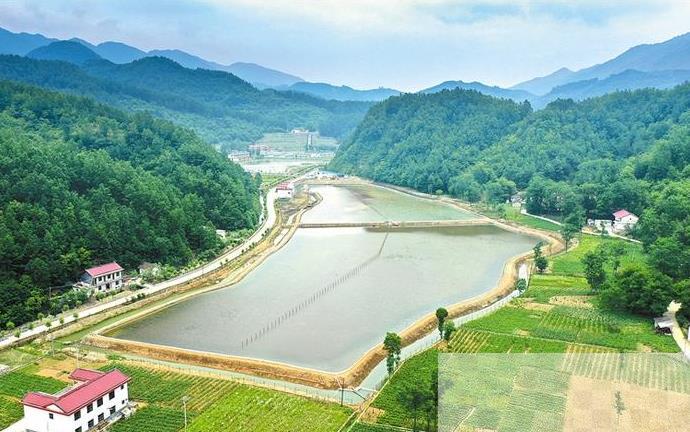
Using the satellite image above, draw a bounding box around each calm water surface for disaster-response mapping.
[113,224,536,372]
[301,184,475,223]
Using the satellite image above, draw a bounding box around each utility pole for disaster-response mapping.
[182,395,190,431]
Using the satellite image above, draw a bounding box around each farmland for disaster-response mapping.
[0,367,67,429]
[187,384,352,432]
[102,362,352,432]
[351,234,679,431]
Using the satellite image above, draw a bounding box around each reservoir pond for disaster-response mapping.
[113,185,537,372]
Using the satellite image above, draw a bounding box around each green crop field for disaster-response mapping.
[0,367,68,428]
[101,362,351,432]
[188,384,352,432]
[356,235,678,431]
[110,406,186,432]
[0,395,24,429]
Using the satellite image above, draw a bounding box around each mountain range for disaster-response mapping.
[0,27,303,88]
[513,32,690,95]
[0,51,370,150]
[3,26,690,106]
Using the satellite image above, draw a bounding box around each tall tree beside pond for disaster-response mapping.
[383,332,402,375]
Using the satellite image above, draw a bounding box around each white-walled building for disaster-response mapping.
[612,209,639,233]
[80,263,124,293]
[276,182,294,199]
[22,368,130,432]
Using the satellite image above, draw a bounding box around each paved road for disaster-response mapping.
[667,301,690,359]
[0,187,280,350]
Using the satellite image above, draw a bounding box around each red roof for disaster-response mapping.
[613,209,633,219]
[85,262,123,277]
[23,369,129,415]
[276,182,293,190]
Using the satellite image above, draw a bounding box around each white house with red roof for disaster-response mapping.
[612,209,639,233]
[22,368,130,432]
[80,262,124,293]
[276,182,294,200]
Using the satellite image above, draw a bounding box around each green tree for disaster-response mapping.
[560,224,578,252]
[582,251,607,291]
[533,242,548,273]
[435,308,449,338]
[442,321,456,341]
[383,332,402,375]
[398,384,428,431]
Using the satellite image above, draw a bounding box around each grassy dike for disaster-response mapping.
[349,209,678,431]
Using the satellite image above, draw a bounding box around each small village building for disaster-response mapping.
[276,182,294,199]
[653,316,674,334]
[228,151,250,163]
[80,262,124,293]
[612,209,639,233]
[22,368,130,432]
[508,193,524,208]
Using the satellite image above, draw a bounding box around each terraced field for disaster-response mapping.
[351,235,679,431]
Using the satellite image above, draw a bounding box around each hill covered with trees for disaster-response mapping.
[331,90,532,194]
[0,55,370,150]
[330,85,690,320]
[0,81,260,328]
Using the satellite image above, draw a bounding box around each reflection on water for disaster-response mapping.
[113,225,537,372]
[301,184,475,223]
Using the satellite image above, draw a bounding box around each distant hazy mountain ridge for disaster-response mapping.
[421,80,534,102]
[513,32,690,95]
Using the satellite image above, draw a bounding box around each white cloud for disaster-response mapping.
[1,0,690,90]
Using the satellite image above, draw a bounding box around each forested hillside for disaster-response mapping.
[330,90,532,193]
[330,85,690,320]
[0,81,260,327]
[0,55,370,150]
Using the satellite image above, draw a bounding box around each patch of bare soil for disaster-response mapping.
[35,356,105,382]
[549,295,594,309]
[522,301,555,312]
[360,407,385,423]
[563,375,690,432]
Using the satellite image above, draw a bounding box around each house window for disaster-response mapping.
[49,413,53,419]
[75,428,82,432]
[87,403,93,413]
[109,390,115,400]
[97,397,103,407]
[120,385,124,390]
[98,413,104,422]
[88,419,94,428]
[74,410,81,420]
[109,407,116,415]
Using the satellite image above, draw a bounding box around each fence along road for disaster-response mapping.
[0,183,285,350]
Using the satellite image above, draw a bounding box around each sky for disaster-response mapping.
[1,0,690,91]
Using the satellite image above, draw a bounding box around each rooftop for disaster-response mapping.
[613,209,634,219]
[23,368,129,415]
[85,262,123,277]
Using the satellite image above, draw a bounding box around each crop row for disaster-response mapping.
[110,406,187,432]
[187,385,352,432]
[0,370,66,399]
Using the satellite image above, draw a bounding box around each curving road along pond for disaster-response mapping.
[111,184,539,372]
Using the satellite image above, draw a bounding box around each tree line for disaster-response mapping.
[332,85,690,321]
[0,81,261,328]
